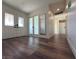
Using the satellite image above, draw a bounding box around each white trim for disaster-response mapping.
[67,37,76,57]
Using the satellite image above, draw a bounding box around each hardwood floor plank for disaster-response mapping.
[2,35,75,59]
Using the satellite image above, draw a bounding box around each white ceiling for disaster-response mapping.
[2,0,64,13]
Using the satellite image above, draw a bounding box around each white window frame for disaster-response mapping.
[4,12,14,26]
[18,16,24,27]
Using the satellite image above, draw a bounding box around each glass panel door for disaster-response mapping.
[29,18,33,34]
[34,16,39,34]
[39,14,46,34]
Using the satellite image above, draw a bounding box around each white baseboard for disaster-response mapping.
[67,37,76,57]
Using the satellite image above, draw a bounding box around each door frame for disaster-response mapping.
[59,20,66,35]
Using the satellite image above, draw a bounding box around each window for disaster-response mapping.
[18,17,24,27]
[5,12,14,26]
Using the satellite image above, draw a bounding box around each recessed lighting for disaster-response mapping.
[57,8,60,11]
[48,11,51,14]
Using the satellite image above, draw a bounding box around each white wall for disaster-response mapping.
[29,6,54,39]
[67,0,76,57]
[2,3,28,39]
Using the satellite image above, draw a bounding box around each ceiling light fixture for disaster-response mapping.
[57,8,60,11]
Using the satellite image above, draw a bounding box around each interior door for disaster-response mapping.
[59,22,66,34]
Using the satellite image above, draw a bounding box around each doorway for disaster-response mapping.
[29,16,39,35]
[59,20,66,34]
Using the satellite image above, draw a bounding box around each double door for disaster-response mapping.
[29,16,39,35]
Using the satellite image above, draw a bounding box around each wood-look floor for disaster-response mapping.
[2,35,75,59]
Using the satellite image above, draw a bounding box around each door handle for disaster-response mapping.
[32,26,34,28]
